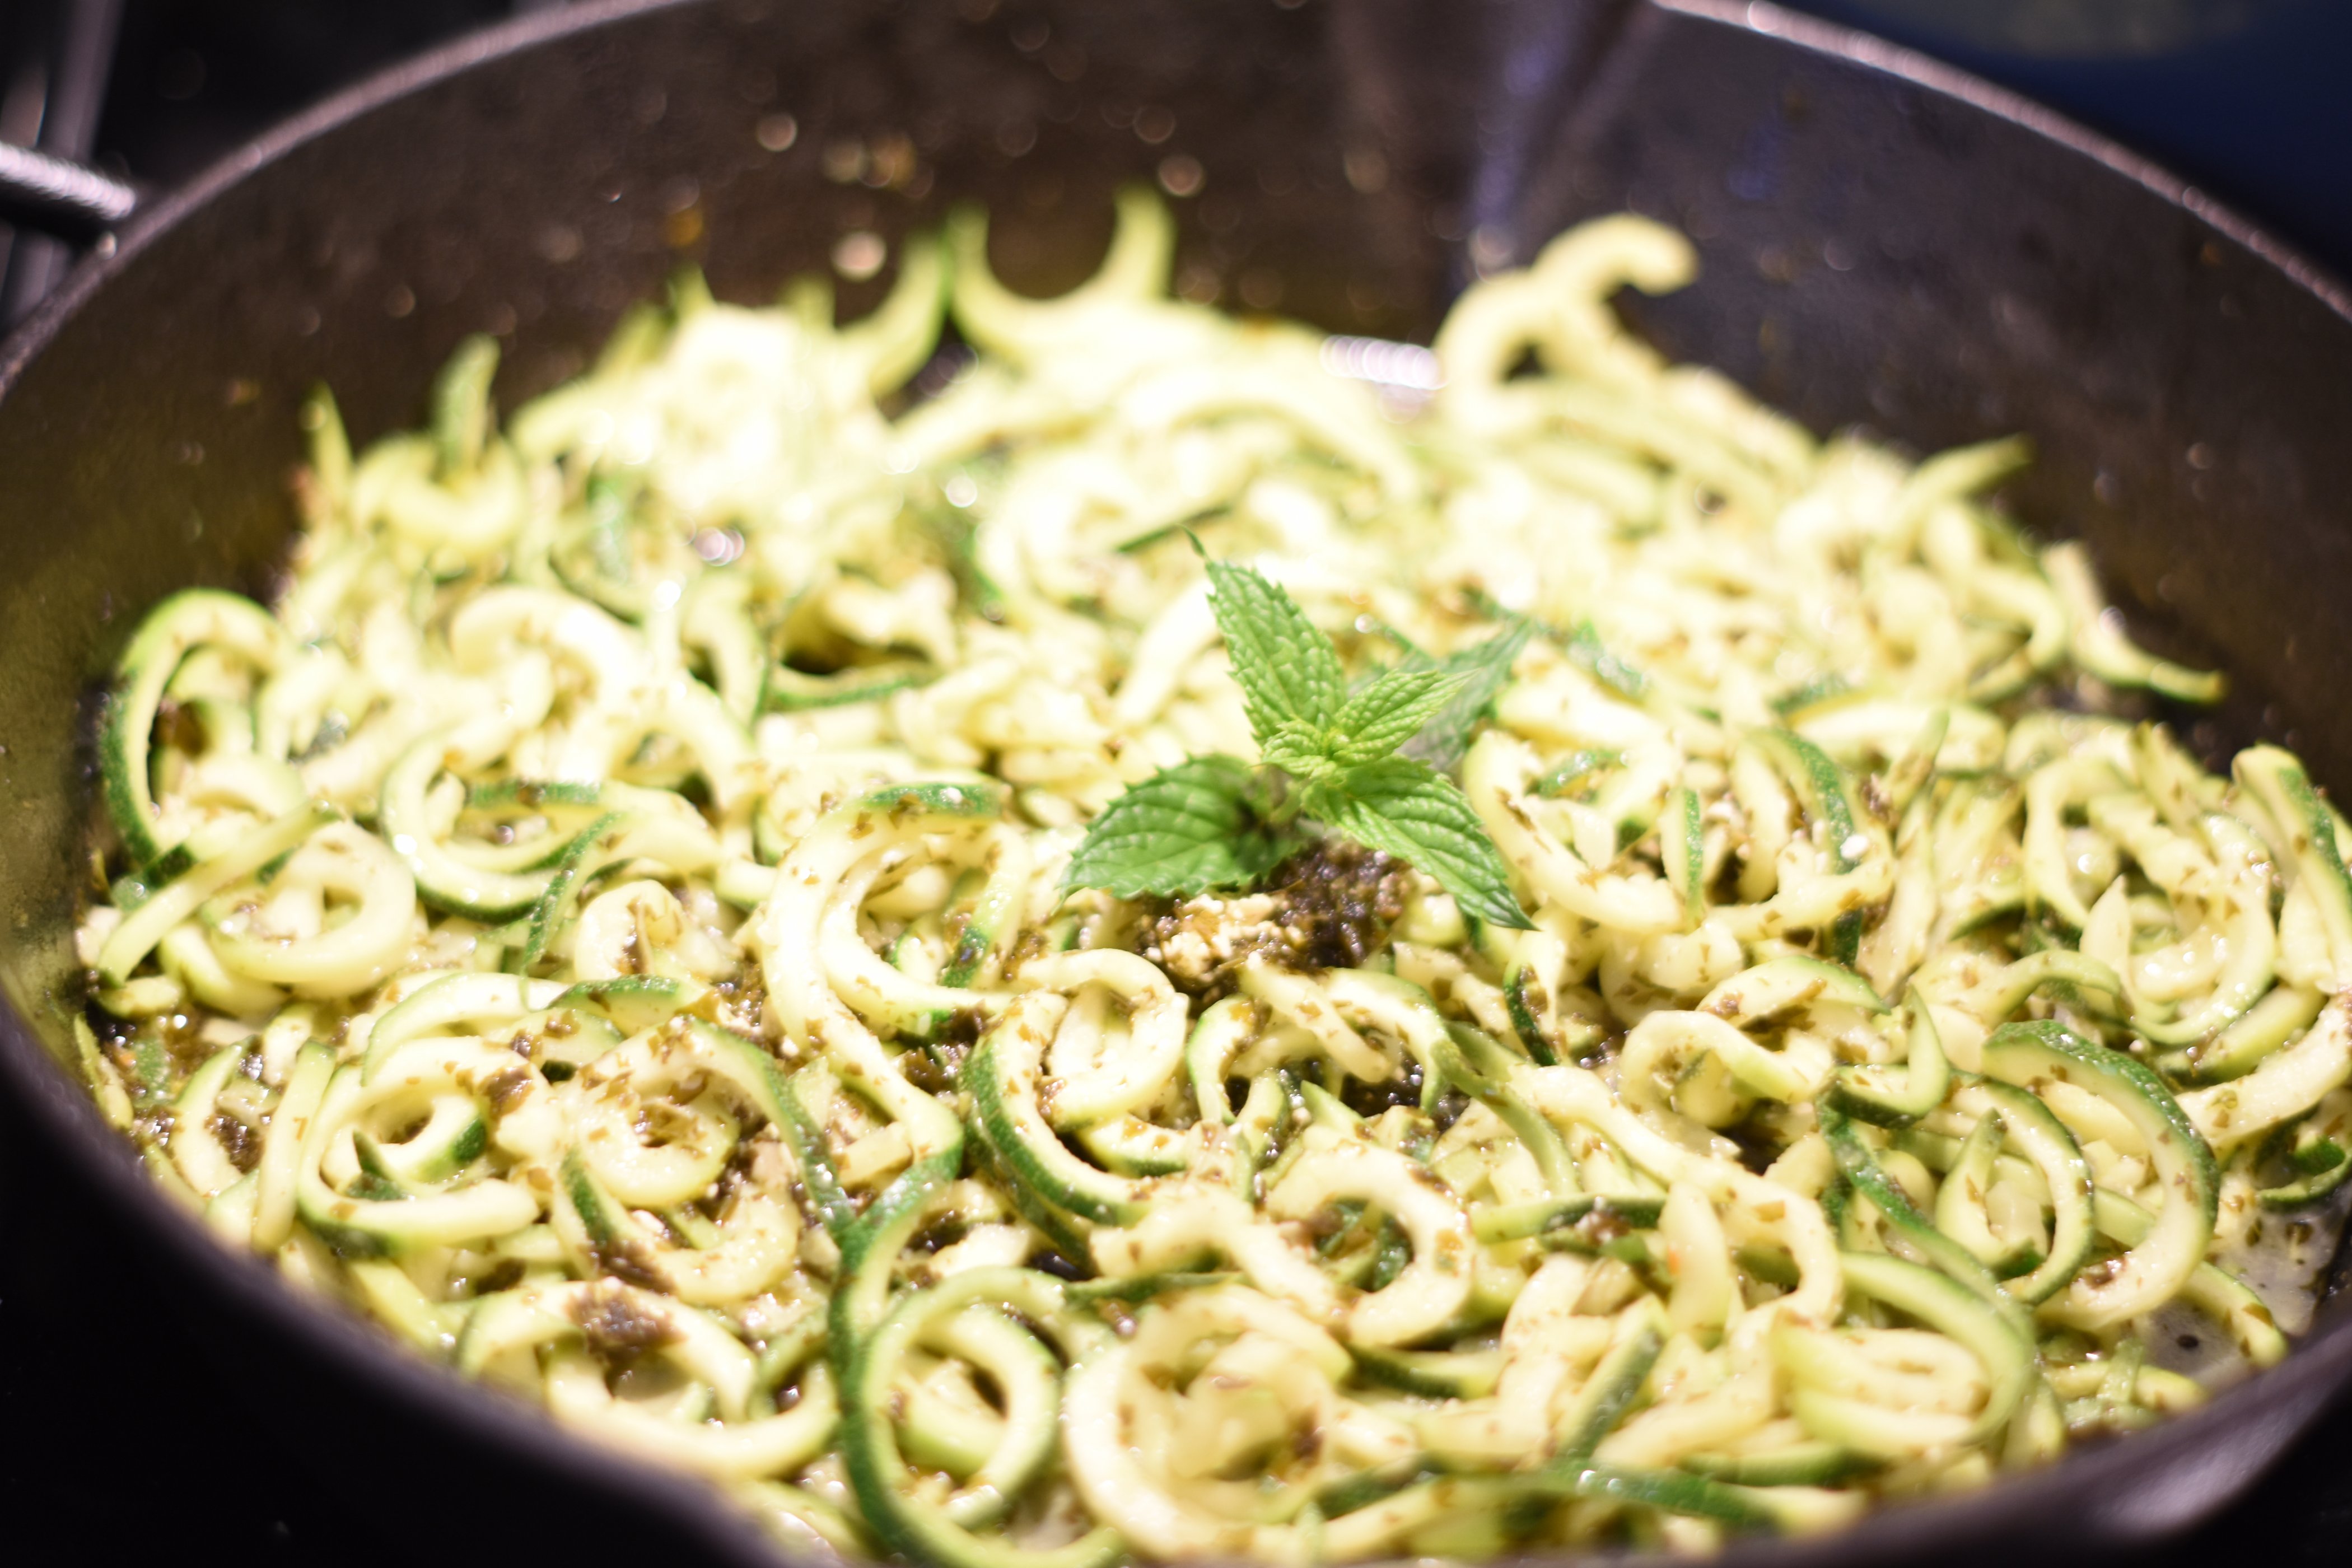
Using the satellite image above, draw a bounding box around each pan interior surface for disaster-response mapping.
[2,2,2350,1565]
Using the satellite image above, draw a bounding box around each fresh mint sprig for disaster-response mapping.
[1063,554,1533,928]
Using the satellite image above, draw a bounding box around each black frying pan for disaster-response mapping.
[3,2,2350,1564]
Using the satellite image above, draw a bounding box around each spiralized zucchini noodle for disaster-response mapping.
[73,188,2352,1564]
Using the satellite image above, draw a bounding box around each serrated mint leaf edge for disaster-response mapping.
[1401,619,1534,772]
[1326,757,1533,929]
[1061,754,1294,899]
[1332,666,1467,767]
[1204,558,1345,743]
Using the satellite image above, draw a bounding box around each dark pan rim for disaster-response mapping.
[1662,0,2352,319]
[1,2,2348,1564]
[0,0,703,384]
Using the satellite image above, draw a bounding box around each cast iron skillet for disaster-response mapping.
[3,1,2350,1563]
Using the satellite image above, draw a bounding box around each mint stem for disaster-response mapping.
[1258,769,1306,831]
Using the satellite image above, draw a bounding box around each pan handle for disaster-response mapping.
[0,142,138,245]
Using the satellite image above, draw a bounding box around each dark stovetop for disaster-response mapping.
[4,2,2351,1562]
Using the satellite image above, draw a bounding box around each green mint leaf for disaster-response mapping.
[1399,619,1534,772]
[1062,755,1295,899]
[1258,718,1340,783]
[1331,666,1466,767]
[1204,557,1345,743]
[1320,757,1533,928]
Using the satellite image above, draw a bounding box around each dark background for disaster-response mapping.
[2,1,2350,1562]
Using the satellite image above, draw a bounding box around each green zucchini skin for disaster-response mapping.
[840,1270,1122,1568]
[1980,1020,2218,1328]
[1698,955,1887,1030]
[1820,1108,2032,1338]
[1666,783,1706,928]
[379,736,568,920]
[1827,993,1948,1128]
[1350,1345,1506,1399]
[359,972,565,1083]
[2239,746,2352,988]
[762,660,938,713]
[1826,1250,2035,1446]
[1948,1079,2098,1304]
[1547,1301,1666,1468]
[1683,1443,1870,1488]
[1472,1193,1665,1248]
[2260,1133,2352,1210]
[95,801,337,988]
[1527,1466,1779,1533]
[103,589,285,866]
[1752,730,1870,965]
[962,996,1146,1227]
